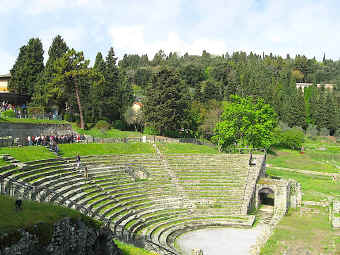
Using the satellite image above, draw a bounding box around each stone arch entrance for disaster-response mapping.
[258,187,274,206]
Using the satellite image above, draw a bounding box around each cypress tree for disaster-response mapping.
[143,67,189,136]
[9,38,44,97]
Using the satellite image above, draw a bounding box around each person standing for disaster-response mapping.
[76,153,81,168]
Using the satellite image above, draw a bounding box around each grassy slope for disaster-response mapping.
[72,123,142,138]
[159,143,220,154]
[267,168,340,201]
[0,117,68,124]
[261,207,338,255]
[0,195,87,233]
[0,146,57,162]
[267,149,340,173]
[58,143,155,157]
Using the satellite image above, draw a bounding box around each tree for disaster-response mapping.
[32,35,69,109]
[9,38,44,97]
[51,49,103,129]
[212,95,278,150]
[325,92,339,135]
[143,67,189,136]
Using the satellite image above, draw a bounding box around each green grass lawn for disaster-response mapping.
[159,143,220,154]
[0,146,57,162]
[58,143,155,157]
[0,195,90,233]
[267,149,340,173]
[261,207,339,255]
[72,123,142,138]
[267,168,340,201]
[114,240,158,255]
[0,117,68,124]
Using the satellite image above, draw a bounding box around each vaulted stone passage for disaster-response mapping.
[258,187,274,206]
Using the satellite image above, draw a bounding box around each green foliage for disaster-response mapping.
[95,120,111,131]
[143,67,190,136]
[9,38,44,97]
[32,35,69,109]
[212,95,278,150]
[1,110,16,118]
[50,49,104,129]
[112,120,125,130]
[273,128,305,150]
[143,125,159,135]
[27,106,45,117]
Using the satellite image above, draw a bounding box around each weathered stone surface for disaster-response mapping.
[0,123,73,138]
[0,218,122,255]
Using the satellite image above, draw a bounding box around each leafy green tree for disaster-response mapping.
[9,38,44,97]
[212,95,278,150]
[143,67,189,136]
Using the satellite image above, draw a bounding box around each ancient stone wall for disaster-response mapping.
[0,217,121,255]
[0,123,73,138]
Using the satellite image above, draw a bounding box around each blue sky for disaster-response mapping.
[1,0,340,74]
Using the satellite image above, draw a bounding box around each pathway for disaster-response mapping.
[152,143,194,208]
[177,226,265,255]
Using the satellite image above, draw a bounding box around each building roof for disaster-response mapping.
[0,73,11,78]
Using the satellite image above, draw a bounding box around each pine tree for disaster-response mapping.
[102,47,120,121]
[32,35,69,109]
[50,49,103,129]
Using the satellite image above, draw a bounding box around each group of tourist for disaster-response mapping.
[0,101,27,118]
[27,134,86,146]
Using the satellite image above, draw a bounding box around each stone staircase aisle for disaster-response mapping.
[256,205,274,225]
[152,143,195,209]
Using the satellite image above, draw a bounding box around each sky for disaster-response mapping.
[1,0,340,74]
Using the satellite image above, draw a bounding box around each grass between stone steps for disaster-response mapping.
[114,239,158,255]
[0,146,57,162]
[58,143,155,157]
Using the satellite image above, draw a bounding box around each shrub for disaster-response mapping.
[95,120,111,131]
[143,125,159,135]
[27,106,44,117]
[63,112,74,122]
[1,110,16,118]
[112,120,125,130]
[273,128,305,150]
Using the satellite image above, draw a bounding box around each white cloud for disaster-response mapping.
[109,25,227,58]
[0,50,15,74]
[39,26,87,61]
